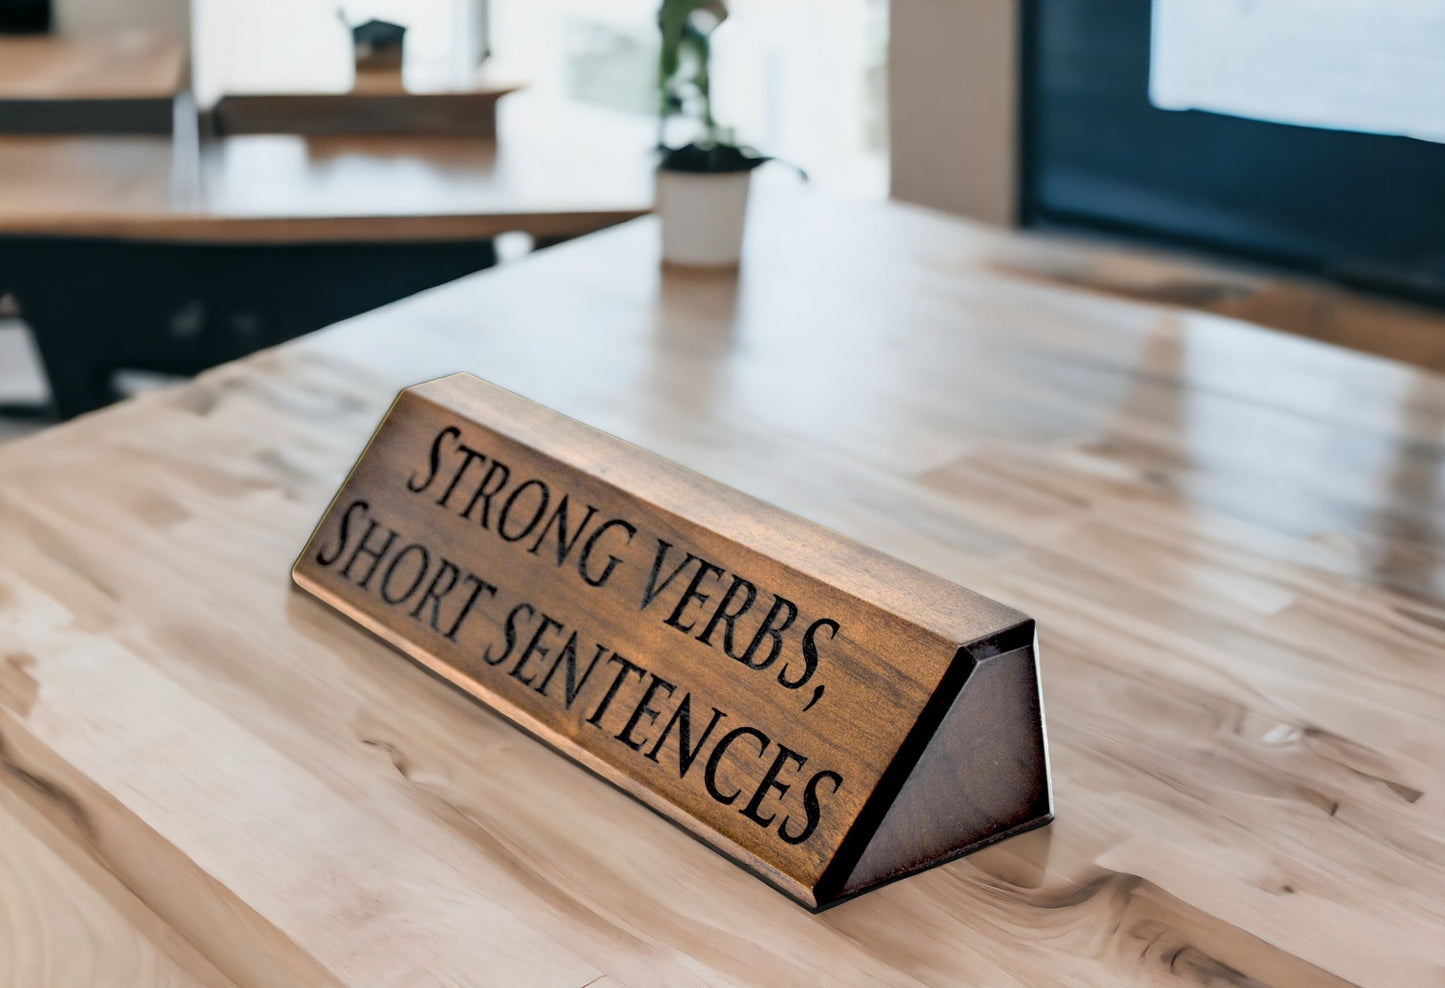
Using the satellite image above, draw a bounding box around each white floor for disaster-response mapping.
[0,318,51,444]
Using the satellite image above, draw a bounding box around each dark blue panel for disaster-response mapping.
[1021,0,1445,303]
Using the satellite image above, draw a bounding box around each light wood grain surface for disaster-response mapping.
[0,796,231,986]
[0,95,653,242]
[1,189,1442,985]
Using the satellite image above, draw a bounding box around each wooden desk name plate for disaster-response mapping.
[294,374,1052,909]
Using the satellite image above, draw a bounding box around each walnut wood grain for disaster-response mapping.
[0,189,1441,984]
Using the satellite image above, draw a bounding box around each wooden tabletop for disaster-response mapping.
[1,190,1442,985]
[0,95,653,242]
[0,31,184,101]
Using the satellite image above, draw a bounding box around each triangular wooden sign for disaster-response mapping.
[294,374,1052,909]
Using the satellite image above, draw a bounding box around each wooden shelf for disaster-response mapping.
[212,84,521,137]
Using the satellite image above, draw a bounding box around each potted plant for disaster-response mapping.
[655,0,771,268]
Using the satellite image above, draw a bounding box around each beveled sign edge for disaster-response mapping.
[810,621,1037,906]
[820,624,1054,908]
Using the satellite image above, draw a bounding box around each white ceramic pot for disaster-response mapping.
[656,168,753,268]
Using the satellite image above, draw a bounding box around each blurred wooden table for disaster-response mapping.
[1,190,1442,986]
[0,30,184,133]
[0,95,653,243]
[0,94,653,417]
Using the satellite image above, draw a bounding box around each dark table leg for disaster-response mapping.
[0,237,497,419]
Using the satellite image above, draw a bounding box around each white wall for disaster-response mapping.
[55,0,190,38]
[888,0,1019,226]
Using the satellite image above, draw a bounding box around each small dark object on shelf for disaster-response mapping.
[350,18,406,71]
